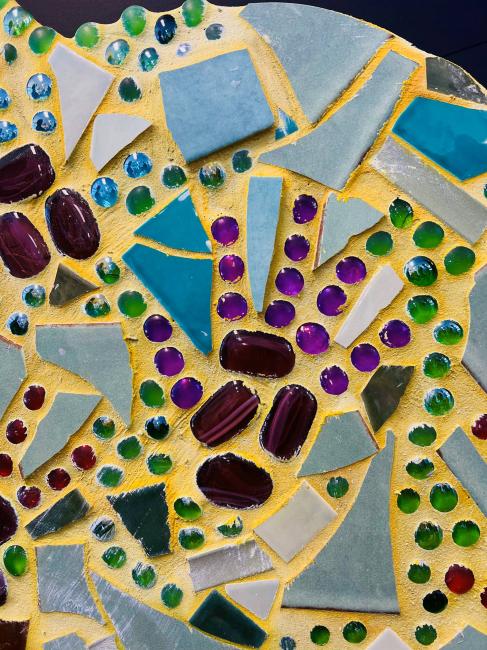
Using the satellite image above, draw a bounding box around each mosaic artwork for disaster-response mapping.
[0,1,486,648]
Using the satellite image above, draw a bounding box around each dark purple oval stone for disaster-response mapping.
[0,212,51,278]
[0,143,55,204]
[45,188,100,259]
[197,453,273,509]
[0,568,7,606]
[260,384,317,461]
[220,329,295,378]
[0,495,17,546]
[191,380,260,447]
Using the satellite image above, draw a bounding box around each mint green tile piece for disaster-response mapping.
[462,264,487,392]
[0,335,26,420]
[440,627,487,650]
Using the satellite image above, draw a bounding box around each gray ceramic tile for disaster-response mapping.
[371,137,487,243]
[367,629,412,650]
[362,365,415,432]
[462,264,487,392]
[89,637,117,650]
[91,113,151,171]
[225,579,279,620]
[0,335,26,421]
[44,634,87,650]
[283,431,399,612]
[260,52,417,190]
[440,626,487,650]
[241,3,389,123]
[426,57,487,105]
[49,264,98,307]
[26,489,90,539]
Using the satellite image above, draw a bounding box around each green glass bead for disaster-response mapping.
[93,416,115,440]
[444,246,475,275]
[97,464,124,487]
[75,22,100,48]
[423,352,451,379]
[406,458,434,480]
[310,625,330,645]
[413,221,444,249]
[397,488,420,513]
[430,483,458,512]
[217,516,243,537]
[326,476,349,499]
[365,230,393,256]
[452,520,480,547]
[96,257,120,284]
[404,256,438,287]
[161,164,186,189]
[3,43,17,64]
[342,621,367,644]
[174,497,202,521]
[161,583,183,608]
[132,561,156,588]
[119,77,141,102]
[28,26,55,54]
[178,527,205,550]
[3,7,32,37]
[147,453,172,475]
[406,295,438,324]
[424,388,454,416]
[22,284,45,307]
[232,149,252,173]
[199,162,226,189]
[3,545,27,577]
[181,0,206,27]
[415,625,437,646]
[118,290,147,317]
[433,320,463,345]
[117,435,142,460]
[408,562,431,584]
[121,5,146,36]
[139,380,164,407]
[102,546,126,569]
[415,522,443,550]
[408,424,437,447]
[389,197,413,228]
[139,47,159,71]
[85,294,110,317]
[126,185,155,215]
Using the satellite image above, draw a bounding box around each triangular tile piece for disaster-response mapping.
[241,3,389,123]
[123,244,212,354]
[440,626,487,649]
[275,108,298,140]
[26,489,90,539]
[89,637,117,650]
[367,628,412,650]
[362,365,414,432]
[0,335,26,421]
[260,51,417,190]
[49,264,98,307]
[44,633,87,650]
[426,57,487,105]
[283,431,399,612]
[462,264,487,392]
[36,323,133,425]
[49,44,113,159]
[315,193,383,268]
[225,579,279,620]
[246,176,283,312]
[298,411,377,477]
[135,189,211,253]
[91,113,151,171]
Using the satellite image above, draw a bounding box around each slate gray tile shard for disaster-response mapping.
[91,572,239,650]
[25,488,90,539]
[37,544,103,623]
[20,392,101,478]
[260,51,417,190]
[44,634,87,650]
[107,483,170,557]
[371,137,487,243]
[362,365,414,432]
[188,540,273,592]
[283,431,399,612]
[49,264,98,307]
[462,264,487,392]
[0,335,26,421]
[426,57,487,105]
[159,49,273,163]
[298,411,378,477]
[241,3,389,123]
[89,637,117,650]
[438,427,487,517]
[246,176,283,312]
[314,193,383,268]
[440,626,487,650]
[36,323,133,425]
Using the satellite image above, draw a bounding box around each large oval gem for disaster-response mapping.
[220,330,295,378]
[0,495,17,546]
[45,188,100,259]
[191,380,260,447]
[0,212,51,278]
[260,384,317,460]
[0,143,55,203]
[197,453,273,509]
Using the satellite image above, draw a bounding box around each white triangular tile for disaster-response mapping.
[91,113,151,171]
[367,628,412,649]
[225,579,279,619]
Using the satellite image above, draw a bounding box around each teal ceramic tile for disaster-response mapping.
[361,365,414,432]
[26,489,90,539]
[275,108,298,140]
[0,335,26,422]
[462,264,487,392]
[426,57,487,105]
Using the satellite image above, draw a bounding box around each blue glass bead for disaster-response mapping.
[32,111,56,133]
[0,120,17,143]
[6,312,28,336]
[3,7,32,37]
[105,39,130,66]
[154,14,177,44]
[139,47,159,72]
[91,177,119,208]
[0,88,11,110]
[26,73,52,101]
[124,152,152,178]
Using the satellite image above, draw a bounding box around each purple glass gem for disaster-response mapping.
[143,314,172,342]
[0,212,51,278]
[293,194,318,224]
[320,365,349,395]
[379,319,411,348]
[211,216,239,246]
[171,377,203,409]
[154,346,184,376]
[351,343,380,371]
[284,234,310,262]
[336,256,367,284]
[265,300,295,328]
[296,322,329,354]
[218,254,244,283]
[317,285,347,316]
[275,267,304,296]
[217,292,248,321]
[0,568,6,606]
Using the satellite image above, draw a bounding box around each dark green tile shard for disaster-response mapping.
[107,483,170,557]
[361,365,414,432]
[0,619,29,650]
[49,263,98,307]
[189,590,267,648]
[25,489,90,540]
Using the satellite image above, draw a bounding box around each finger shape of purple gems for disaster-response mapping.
[154,347,184,376]
[296,322,329,354]
[293,194,318,224]
[351,343,380,371]
[336,256,367,284]
[265,300,295,328]
[218,254,244,283]
[171,377,203,409]
[275,267,304,296]
[217,292,248,321]
[320,365,349,395]
[143,314,172,343]
[284,234,310,261]
[317,285,347,316]
[211,216,239,245]
[379,319,411,348]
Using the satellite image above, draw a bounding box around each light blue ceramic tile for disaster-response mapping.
[440,627,487,650]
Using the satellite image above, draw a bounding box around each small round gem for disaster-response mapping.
[0,88,10,110]
[6,419,27,444]
[366,230,393,256]
[124,152,152,178]
[408,424,437,447]
[284,234,310,261]
[174,497,202,521]
[97,465,124,488]
[280,638,296,650]
[161,583,183,608]
[22,284,45,307]
[217,516,243,537]
[433,320,463,345]
[46,468,70,491]
[199,163,225,189]
[472,414,487,440]
[211,216,239,245]
[275,267,304,296]
[444,246,475,275]
[445,564,474,594]
[32,111,56,133]
[181,0,205,26]
[415,625,437,646]
[406,295,438,324]
[96,257,120,284]
[154,347,184,376]
[154,14,177,44]
[28,26,56,54]
[351,343,380,372]
[161,164,186,188]
[406,458,434,479]
[404,256,438,286]
[205,23,223,39]
[293,194,317,223]
[0,453,13,477]
[91,177,119,207]
[3,7,32,36]
[26,73,51,101]
[140,380,164,407]
[452,520,480,547]
[423,590,448,614]
[423,352,451,378]
[424,388,454,416]
[144,314,172,343]
[3,43,17,65]
[171,377,203,409]
[3,545,27,576]
[326,476,349,499]
[147,453,172,475]
[119,77,141,102]
[0,120,16,143]
[415,521,443,550]
[17,486,41,509]
[102,546,126,569]
[105,39,130,65]
[397,488,420,513]
[217,292,248,320]
[320,366,349,395]
[265,300,295,328]
[139,47,159,71]
[389,197,413,228]
[118,290,147,317]
[413,221,444,248]
[126,185,155,215]
[7,312,28,335]
[23,385,45,410]
[342,621,367,644]
[336,256,366,284]
[132,562,156,588]
[117,436,142,460]
[71,445,96,470]
[91,517,116,542]
[219,255,244,283]
[121,5,146,36]
[85,295,110,318]
[317,285,347,316]
[379,319,411,348]
[408,563,431,584]
[179,527,204,549]
[430,483,457,512]
[75,22,100,48]
[145,415,169,440]
[232,149,252,173]
[296,323,329,355]
[310,625,330,645]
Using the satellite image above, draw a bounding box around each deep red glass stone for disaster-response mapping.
[0,620,29,648]
[0,143,55,203]
[260,384,317,461]
[197,453,273,509]
[46,467,71,491]
[0,211,51,278]
[444,564,475,594]
[471,414,487,440]
[6,419,27,444]
[0,568,7,606]
[71,445,97,470]
[0,495,17,545]
[481,587,487,608]
[191,380,260,447]
[17,485,41,509]
[220,330,295,378]
[45,188,100,259]
[0,453,13,477]
[23,384,45,410]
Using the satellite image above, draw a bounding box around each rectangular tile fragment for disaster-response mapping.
[462,264,487,393]
[0,335,26,421]
[25,489,90,539]
[44,634,87,650]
